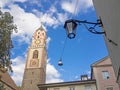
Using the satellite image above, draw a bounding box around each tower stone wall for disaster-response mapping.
[22,26,47,90]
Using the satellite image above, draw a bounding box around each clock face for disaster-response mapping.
[30,59,39,67]
[31,61,37,65]
[35,39,41,44]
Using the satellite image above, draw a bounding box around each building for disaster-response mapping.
[92,0,120,86]
[22,25,47,90]
[38,80,97,90]
[38,56,119,90]
[0,70,17,90]
[91,56,119,90]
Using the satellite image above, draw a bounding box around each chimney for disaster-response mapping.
[81,75,88,80]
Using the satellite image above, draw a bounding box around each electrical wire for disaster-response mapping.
[58,0,79,66]
[60,36,68,60]
[71,0,79,18]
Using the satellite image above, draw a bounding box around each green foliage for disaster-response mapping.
[0,8,17,72]
[17,86,22,90]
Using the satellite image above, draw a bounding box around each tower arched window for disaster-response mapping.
[33,50,38,59]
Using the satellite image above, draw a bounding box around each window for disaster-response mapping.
[54,88,59,90]
[33,50,38,58]
[32,72,34,75]
[85,85,91,90]
[106,87,113,90]
[102,71,110,79]
[31,80,32,84]
[69,87,75,90]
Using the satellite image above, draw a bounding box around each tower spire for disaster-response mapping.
[39,21,44,30]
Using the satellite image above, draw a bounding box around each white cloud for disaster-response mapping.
[57,13,68,24]
[49,6,57,13]
[0,0,10,8]
[3,4,41,44]
[61,0,93,14]
[86,70,91,79]
[13,0,27,3]
[61,1,75,14]
[28,0,42,7]
[1,0,69,34]
[11,57,63,86]
[32,9,43,17]
[40,13,60,28]
[75,75,80,80]
[46,37,51,49]
[1,1,67,44]
[11,56,26,86]
[46,59,63,83]
[0,0,27,8]
[39,5,68,28]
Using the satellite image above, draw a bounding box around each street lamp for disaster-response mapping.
[58,18,105,66]
[64,18,105,39]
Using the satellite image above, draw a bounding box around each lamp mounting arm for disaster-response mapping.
[64,18,105,39]
[72,19,105,34]
[73,19,103,27]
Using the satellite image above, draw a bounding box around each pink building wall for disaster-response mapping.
[91,57,120,90]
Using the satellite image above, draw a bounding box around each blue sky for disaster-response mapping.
[0,0,108,86]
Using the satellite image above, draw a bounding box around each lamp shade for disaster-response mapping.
[58,59,63,66]
[64,20,77,39]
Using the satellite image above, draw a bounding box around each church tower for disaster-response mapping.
[22,25,47,90]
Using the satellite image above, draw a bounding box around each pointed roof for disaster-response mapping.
[91,56,112,67]
[91,56,112,79]
[35,22,45,31]
[39,23,44,30]
[0,71,17,90]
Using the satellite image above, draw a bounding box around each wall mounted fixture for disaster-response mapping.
[64,18,105,39]
[58,18,106,66]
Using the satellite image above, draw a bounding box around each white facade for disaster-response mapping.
[38,80,97,90]
[92,0,120,86]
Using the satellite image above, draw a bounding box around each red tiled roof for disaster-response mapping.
[0,71,17,90]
